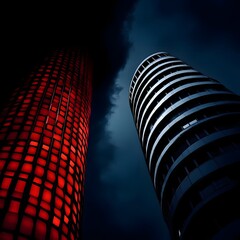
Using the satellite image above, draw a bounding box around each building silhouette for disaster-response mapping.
[0,48,92,239]
[129,52,240,239]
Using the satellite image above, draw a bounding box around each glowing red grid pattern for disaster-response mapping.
[0,48,92,240]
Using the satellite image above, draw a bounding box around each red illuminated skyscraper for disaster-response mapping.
[0,48,92,239]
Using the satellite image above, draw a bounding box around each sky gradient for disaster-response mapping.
[83,0,240,239]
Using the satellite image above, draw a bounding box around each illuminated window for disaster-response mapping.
[0,49,92,239]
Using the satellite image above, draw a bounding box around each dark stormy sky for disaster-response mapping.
[83,0,240,240]
[1,0,240,240]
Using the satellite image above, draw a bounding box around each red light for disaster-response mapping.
[53,216,60,227]
[58,176,65,189]
[31,132,41,141]
[35,166,44,177]
[47,170,56,182]
[3,213,18,230]
[30,184,40,198]
[0,232,13,240]
[15,180,26,193]
[64,204,70,216]
[1,177,12,189]
[28,146,37,155]
[11,153,22,161]
[0,49,92,239]
[22,163,32,173]
[50,227,59,239]
[20,216,33,235]
[9,200,20,214]
[7,161,19,171]
[39,209,49,221]
[42,189,52,203]
[25,205,36,216]
[35,220,46,239]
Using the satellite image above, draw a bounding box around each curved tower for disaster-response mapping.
[0,48,92,239]
[129,52,240,239]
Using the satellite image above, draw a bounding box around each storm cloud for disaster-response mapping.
[89,0,240,239]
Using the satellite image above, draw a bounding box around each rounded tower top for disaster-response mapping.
[129,52,169,101]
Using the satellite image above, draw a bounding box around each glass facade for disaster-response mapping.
[129,52,240,239]
[0,48,92,239]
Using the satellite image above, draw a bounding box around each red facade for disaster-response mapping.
[0,49,92,239]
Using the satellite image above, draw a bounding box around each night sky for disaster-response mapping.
[1,1,240,240]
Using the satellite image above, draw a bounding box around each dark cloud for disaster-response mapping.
[81,1,140,239]
[156,0,240,46]
[98,0,240,239]
[129,0,240,93]
[1,1,137,104]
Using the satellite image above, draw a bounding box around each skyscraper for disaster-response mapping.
[0,48,92,239]
[129,52,240,239]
